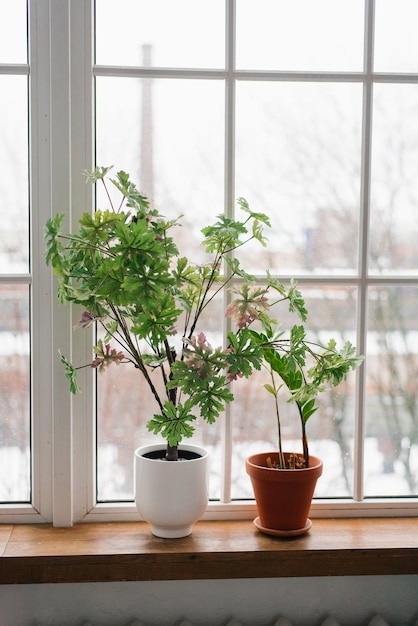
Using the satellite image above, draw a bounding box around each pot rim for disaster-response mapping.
[134,442,209,461]
[246,451,322,468]
[246,451,323,482]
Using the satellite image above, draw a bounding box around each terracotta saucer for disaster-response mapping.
[253,516,312,537]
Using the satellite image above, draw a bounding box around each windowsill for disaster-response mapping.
[1,518,417,585]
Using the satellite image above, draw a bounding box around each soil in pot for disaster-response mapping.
[143,449,202,461]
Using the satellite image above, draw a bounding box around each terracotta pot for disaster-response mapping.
[246,451,323,533]
[134,443,209,538]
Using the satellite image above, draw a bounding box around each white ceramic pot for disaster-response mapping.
[134,443,209,538]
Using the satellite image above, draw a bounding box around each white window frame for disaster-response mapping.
[1,0,94,525]
[86,0,418,523]
[2,0,417,527]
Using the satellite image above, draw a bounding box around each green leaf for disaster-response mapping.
[236,197,271,227]
[263,383,277,396]
[131,293,182,343]
[224,256,256,282]
[268,276,308,322]
[300,398,318,424]
[78,208,123,234]
[83,165,113,183]
[201,215,248,254]
[110,170,151,213]
[191,377,234,424]
[226,329,263,378]
[146,401,196,447]
[59,352,80,394]
[169,344,234,424]
[44,213,67,275]
[287,279,308,322]
[104,320,119,342]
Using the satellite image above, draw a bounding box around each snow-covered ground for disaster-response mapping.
[3,438,416,503]
[67,435,418,501]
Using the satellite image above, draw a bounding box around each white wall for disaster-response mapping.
[1,575,418,626]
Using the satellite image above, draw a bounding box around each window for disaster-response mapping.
[1,0,418,525]
[0,1,31,506]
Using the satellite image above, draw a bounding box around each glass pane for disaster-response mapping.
[365,286,418,497]
[97,294,225,501]
[0,0,27,63]
[236,81,362,275]
[95,72,225,500]
[97,365,156,501]
[0,76,29,273]
[236,0,364,71]
[95,0,225,68]
[369,84,418,275]
[231,285,358,500]
[375,0,418,72]
[95,76,224,231]
[0,284,30,502]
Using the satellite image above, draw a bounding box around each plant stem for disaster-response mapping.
[187,256,221,340]
[163,338,177,405]
[100,177,115,212]
[297,402,310,467]
[108,304,165,414]
[166,445,179,461]
[269,368,285,469]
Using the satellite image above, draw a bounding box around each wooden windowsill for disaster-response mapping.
[1,518,417,585]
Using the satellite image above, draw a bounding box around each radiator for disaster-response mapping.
[80,616,415,626]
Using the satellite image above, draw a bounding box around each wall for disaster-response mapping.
[1,575,418,626]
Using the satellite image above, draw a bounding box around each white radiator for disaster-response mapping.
[81,616,416,626]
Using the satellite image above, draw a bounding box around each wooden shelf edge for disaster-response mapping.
[1,518,417,584]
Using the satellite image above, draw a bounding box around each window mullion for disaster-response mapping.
[353,0,375,502]
[49,0,73,527]
[29,0,54,522]
[220,0,236,504]
[70,0,95,522]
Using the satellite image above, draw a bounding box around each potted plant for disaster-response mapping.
[234,288,364,536]
[45,166,362,538]
[45,166,272,537]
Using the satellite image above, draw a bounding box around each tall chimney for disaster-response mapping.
[140,44,154,204]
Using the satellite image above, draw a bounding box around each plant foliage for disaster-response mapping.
[45,167,363,464]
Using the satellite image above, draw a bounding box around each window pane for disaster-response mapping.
[365,286,418,497]
[95,76,224,230]
[0,284,30,502]
[0,0,27,63]
[97,295,225,501]
[236,0,364,71]
[0,76,29,273]
[375,0,418,72]
[231,286,358,500]
[95,73,226,500]
[236,82,362,274]
[370,84,418,275]
[97,366,154,501]
[95,0,225,68]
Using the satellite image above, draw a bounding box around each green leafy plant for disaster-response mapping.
[45,166,363,466]
[45,167,271,460]
[226,279,363,468]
